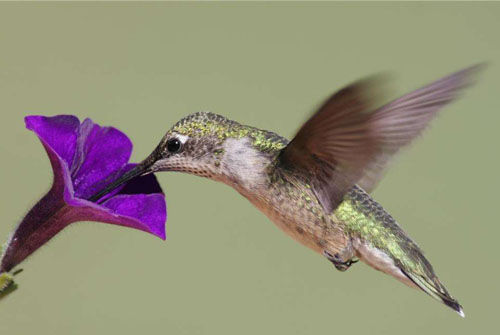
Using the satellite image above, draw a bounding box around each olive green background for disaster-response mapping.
[0,2,498,334]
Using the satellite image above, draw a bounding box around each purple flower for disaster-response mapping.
[0,115,166,276]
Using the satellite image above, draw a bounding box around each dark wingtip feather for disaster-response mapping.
[401,269,465,318]
[442,297,465,318]
[453,62,487,87]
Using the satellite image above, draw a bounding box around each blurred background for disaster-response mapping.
[0,2,498,334]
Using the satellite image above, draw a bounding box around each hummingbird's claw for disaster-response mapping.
[323,250,358,272]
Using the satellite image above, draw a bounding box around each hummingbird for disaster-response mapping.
[90,65,481,317]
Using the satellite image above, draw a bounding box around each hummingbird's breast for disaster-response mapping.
[266,179,350,255]
[234,167,350,256]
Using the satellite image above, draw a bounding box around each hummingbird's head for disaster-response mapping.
[147,111,232,179]
[148,111,287,191]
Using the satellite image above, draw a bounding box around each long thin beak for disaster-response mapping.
[87,161,154,202]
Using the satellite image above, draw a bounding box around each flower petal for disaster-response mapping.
[25,115,79,167]
[2,114,167,277]
[70,119,133,199]
[66,195,167,240]
[28,115,167,239]
[102,194,166,240]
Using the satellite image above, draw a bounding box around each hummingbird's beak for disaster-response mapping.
[87,159,155,203]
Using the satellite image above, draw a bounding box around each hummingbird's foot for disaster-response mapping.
[323,250,359,272]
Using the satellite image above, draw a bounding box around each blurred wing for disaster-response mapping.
[358,65,483,192]
[277,76,386,213]
[278,65,482,213]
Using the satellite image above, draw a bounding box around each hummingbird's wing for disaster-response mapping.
[278,65,482,213]
[277,76,384,213]
[357,65,482,193]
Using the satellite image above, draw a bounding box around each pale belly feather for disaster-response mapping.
[241,184,350,257]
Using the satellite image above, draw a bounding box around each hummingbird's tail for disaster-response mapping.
[344,187,464,317]
[355,239,464,317]
[354,233,464,317]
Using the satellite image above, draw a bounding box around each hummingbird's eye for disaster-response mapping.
[167,138,182,153]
